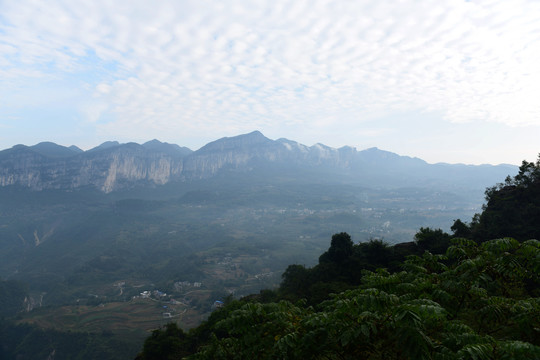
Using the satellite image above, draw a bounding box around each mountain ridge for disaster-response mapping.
[0,131,517,193]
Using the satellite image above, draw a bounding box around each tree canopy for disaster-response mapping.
[190,238,540,359]
[452,155,540,242]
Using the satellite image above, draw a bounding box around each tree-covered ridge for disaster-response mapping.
[137,235,540,359]
[0,320,136,360]
[278,230,451,305]
[186,238,540,359]
[455,155,540,242]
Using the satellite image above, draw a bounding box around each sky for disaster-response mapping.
[1,0,539,165]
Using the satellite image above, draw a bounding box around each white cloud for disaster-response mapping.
[1,0,539,162]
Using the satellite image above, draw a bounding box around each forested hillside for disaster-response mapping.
[0,321,134,360]
[136,156,540,359]
[452,157,540,242]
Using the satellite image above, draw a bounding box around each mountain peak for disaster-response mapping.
[142,139,192,157]
[89,141,121,152]
[197,131,273,153]
[143,139,162,146]
[231,130,269,143]
[245,130,264,137]
[30,142,81,158]
[68,145,84,153]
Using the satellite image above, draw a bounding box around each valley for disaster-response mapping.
[0,132,518,358]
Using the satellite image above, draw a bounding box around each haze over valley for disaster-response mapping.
[0,132,518,351]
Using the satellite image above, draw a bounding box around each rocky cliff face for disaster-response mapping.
[0,131,517,193]
[76,144,185,193]
[0,142,186,193]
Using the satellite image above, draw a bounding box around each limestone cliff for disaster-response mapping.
[0,141,187,193]
[0,131,517,193]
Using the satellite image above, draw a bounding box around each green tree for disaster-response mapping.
[354,238,393,270]
[450,219,472,238]
[414,227,451,254]
[473,155,540,241]
[137,323,190,360]
[319,232,354,264]
[279,264,310,300]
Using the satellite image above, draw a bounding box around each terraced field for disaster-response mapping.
[17,298,192,340]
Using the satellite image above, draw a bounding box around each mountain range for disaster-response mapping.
[0,131,517,194]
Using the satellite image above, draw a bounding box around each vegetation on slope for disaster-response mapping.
[189,238,540,359]
[452,155,540,242]
[137,155,540,359]
[0,278,28,317]
[0,320,137,360]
